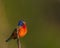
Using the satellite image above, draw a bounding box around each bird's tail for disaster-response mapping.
[6,37,12,42]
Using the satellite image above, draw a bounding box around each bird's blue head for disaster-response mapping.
[18,20,24,26]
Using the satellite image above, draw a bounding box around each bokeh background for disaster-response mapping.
[0,0,60,48]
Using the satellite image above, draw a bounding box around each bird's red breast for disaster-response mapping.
[18,24,27,37]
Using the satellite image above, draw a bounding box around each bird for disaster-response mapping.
[6,20,27,42]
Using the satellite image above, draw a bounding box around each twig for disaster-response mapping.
[17,27,21,48]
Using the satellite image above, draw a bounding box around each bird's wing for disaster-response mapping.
[6,28,17,42]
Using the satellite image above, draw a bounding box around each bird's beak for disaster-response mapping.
[23,21,26,24]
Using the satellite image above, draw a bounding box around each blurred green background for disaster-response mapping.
[0,0,60,48]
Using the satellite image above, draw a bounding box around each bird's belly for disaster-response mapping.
[18,27,27,37]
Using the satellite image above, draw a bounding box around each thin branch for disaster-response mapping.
[17,27,21,48]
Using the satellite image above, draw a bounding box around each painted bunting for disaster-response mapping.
[6,20,27,42]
